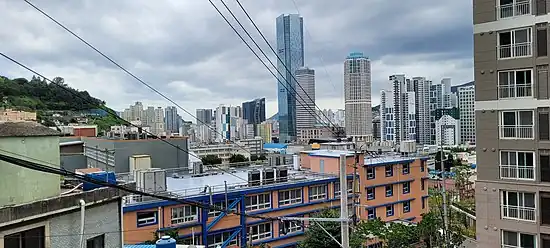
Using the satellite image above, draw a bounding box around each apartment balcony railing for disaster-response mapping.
[502,204,536,221]
[498,42,532,59]
[498,84,533,99]
[499,125,534,139]
[499,165,535,180]
[497,1,531,19]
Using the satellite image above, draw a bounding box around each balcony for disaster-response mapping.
[497,1,531,19]
[498,84,533,99]
[498,42,532,59]
[500,165,535,180]
[499,125,534,139]
[502,205,536,221]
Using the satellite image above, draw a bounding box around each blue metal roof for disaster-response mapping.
[123,245,155,248]
[263,143,288,149]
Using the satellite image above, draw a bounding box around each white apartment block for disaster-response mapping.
[435,115,460,146]
[215,104,242,142]
[380,74,416,143]
[413,77,432,145]
[295,67,316,133]
[458,85,475,144]
[344,52,372,141]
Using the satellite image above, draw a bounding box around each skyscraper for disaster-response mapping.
[242,98,266,136]
[165,106,178,134]
[344,52,372,142]
[276,14,304,143]
[458,85,475,145]
[295,67,316,135]
[215,105,241,142]
[380,74,416,143]
[412,77,432,145]
[195,109,213,125]
[474,1,542,246]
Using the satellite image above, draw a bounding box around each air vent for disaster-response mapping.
[248,170,261,187]
[263,168,275,185]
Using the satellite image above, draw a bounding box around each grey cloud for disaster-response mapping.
[0,0,474,117]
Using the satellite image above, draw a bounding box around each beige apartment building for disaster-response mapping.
[0,109,36,122]
[474,0,550,247]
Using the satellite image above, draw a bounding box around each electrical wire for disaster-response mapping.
[207,0,342,138]
[20,0,256,157]
[0,52,248,182]
[221,0,341,132]
[214,0,331,137]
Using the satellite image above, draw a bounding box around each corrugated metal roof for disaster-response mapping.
[0,121,61,137]
[59,140,84,146]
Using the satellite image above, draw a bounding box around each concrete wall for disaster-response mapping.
[50,200,121,248]
[0,136,60,206]
[60,154,87,172]
[82,138,189,173]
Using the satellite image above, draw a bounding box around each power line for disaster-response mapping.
[207,0,341,138]
[214,0,330,137]
[231,0,340,129]
[0,52,248,182]
[21,0,253,156]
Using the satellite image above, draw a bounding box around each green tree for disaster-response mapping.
[258,154,267,160]
[201,155,222,165]
[229,154,247,163]
[250,154,259,161]
[298,209,364,248]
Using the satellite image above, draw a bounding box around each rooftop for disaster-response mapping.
[364,153,429,167]
[346,52,368,59]
[0,121,61,137]
[123,164,340,206]
[264,143,288,149]
[308,150,355,158]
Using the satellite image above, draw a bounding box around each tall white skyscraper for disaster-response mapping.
[380,75,416,143]
[295,67,316,134]
[152,107,165,136]
[344,52,372,142]
[458,85,475,144]
[412,77,432,145]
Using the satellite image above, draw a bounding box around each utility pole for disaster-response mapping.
[440,143,449,247]
[339,154,350,248]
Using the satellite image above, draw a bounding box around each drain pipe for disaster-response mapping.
[79,200,86,248]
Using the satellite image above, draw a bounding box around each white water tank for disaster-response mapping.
[129,155,152,173]
[135,168,166,193]
[400,141,416,153]
[293,154,300,170]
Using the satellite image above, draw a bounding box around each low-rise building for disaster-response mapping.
[0,108,37,122]
[121,164,354,247]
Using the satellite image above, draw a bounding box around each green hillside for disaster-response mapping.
[0,75,104,111]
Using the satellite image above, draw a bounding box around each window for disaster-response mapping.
[309,185,327,201]
[385,165,393,177]
[334,181,353,198]
[248,223,272,241]
[171,205,198,224]
[402,163,410,175]
[209,201,237,217]
[540,112,550,140]
[385,185,393,197]
[420,160,425,172]
[246,193,271,211]
[498,28,532,59]
[279,188,302,206]
[207,231,237,248]
[498,69,533,98]
[501,190,536,221]
[501,230,536,248]
[538,28,548,56]
[86,234,105,248]
[4,226,45,248]
[281,219,303,234]
[367,188,375,200]
[500,151,535,180]
[367,167,375,179]
[137,211,157,226]
[500,110,534,139]
[422,198,426,209]
[367,208,376,220]
[403,182,411,194]
[421,179,425,191]
[541,154,550,182]
[403,201,411,213]
[386,205,394,217]
[319,160,325,173]
[498,0,532,18]
[179,236,201,245]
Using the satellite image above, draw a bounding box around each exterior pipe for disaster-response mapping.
[79,200,86,248]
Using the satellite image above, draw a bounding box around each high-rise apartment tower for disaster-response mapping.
[474,1,547,246]
[344,52,372,142]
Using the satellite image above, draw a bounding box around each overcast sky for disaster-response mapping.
[0,0,473,120]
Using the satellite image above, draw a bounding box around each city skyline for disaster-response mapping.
[1,1,474,122]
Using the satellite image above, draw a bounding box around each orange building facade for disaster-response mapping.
[122,168,355,248]
[302,150,430,223]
